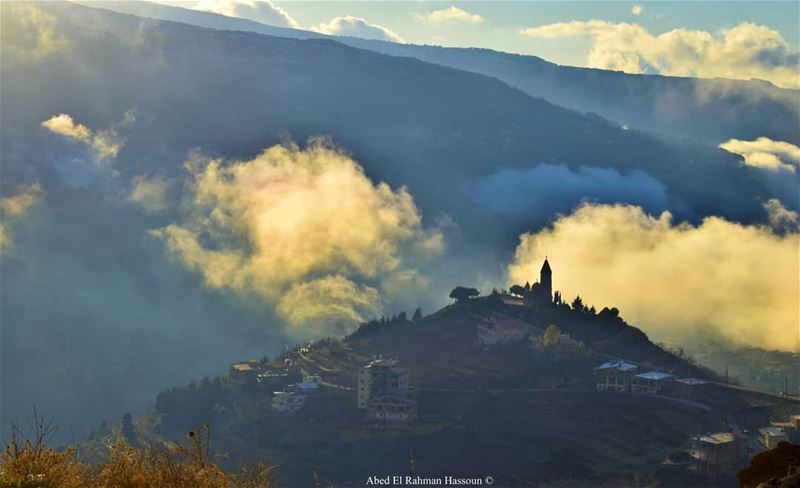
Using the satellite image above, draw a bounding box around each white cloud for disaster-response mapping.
[719,137,800,173]
[192,0,298,28]
[41,110,135,161]
[150,140,442,337]
[508,203,799,351]
[313,16,405,43]
[0,184,43,252]
[519,21,800,88]
[413,6,484,24]
[631,5,643,16]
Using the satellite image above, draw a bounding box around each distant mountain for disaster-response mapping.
[0,0,783,445]
[2,1,774,230]
[87,0,800,145]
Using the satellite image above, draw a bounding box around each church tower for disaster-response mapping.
[540,258,552,303]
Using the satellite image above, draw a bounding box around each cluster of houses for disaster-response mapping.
[271,374,322,412]
[357,357,417,428]
[593,360,708,396]
[689,415,800,473]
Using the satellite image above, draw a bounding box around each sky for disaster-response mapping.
[153,0,800,86]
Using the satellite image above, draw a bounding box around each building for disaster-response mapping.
[295,374,322,393]
[594,361,638,392]
[515,259,553,305]
[759,427,790,449]
[358,358,417,427]
[357,358,411,409]
[675,377,708,398]
[366,395,418,428]
[632,371,675,395]
[690,432,742,472]
[271,391,306,413]
[230,359,258,381]
[477,315,527,348]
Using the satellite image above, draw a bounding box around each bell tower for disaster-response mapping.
[540,258,552,303]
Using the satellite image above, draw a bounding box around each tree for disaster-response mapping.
[449,286,479,303]
[509,284,526,297]
[543,324,561,348]
[412,308,423,321]
[553,290,562,305]
[571,295,585,312]
[122,412,137,446]
[397,311,408,322]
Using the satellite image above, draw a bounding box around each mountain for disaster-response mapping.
[96,297,793,487]
[2,2,776,230]
[86,0,800,146]
[0,0,786,445]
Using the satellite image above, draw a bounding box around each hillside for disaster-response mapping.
[114,296,795,487]
[0,0,791,447]
[88,0,800,145]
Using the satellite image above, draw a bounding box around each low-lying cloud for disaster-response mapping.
[313,16,405,43]
[0,3,71,61]
[474,164,684,220]
[151,140,442,337]
[720,137,800,173]
[42,110,135,161]
[520,21,800,88]
[719,137,800,210]
[508,203,799,351]
[193,0,298,28]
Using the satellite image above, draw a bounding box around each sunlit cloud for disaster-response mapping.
[192,0,298,28]
[0,3,71,61]
[128,175,173,213]
[313,16,405,43]
[0,184,43,252]
[719,137,800,173]
[520,21,800,88]
[508,203,799,352]
[41,111,136,161]
[150,140,442,337]
[413,6,484,24]
[631,5,644,16]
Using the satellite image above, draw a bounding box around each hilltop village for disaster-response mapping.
[140,259,800,486]
[217,260,800,470]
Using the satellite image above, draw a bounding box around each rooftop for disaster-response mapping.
[596,361,637,372]
[231,363,254,372]
[636,371,674,381]
[676,377,708,385]
[695,432,735,445]
[759,427,788,436]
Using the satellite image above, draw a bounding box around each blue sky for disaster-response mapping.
[273,1,799,66]
[151,0,799,87]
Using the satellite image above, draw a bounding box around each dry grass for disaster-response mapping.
[1,412,274,488]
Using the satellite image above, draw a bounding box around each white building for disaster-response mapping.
[632,371,675,395]
[271,391,307,413]
[594,361,638,392]
[357,358,410,409]
[759,426,789,449]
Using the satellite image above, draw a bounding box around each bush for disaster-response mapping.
[1,414,274,488]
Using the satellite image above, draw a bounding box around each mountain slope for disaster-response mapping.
[87,0,800,145]
[132,298,785,487]
[2,1,774,228]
